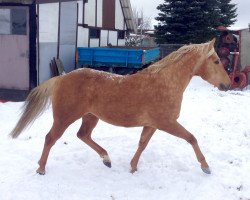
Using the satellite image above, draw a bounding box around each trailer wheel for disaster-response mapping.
[230,71,247,89]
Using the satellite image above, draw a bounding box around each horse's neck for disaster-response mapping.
[160,54,198,91]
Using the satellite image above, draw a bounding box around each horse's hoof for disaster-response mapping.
[103,160,112,168]
[102,155,111,168]
[130,168,137,174]
[36,168,45,175]
[202,167,211,174]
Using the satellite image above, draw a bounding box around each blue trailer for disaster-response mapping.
[76,47,160,74]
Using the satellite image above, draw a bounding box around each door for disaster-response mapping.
[0,7,29,90]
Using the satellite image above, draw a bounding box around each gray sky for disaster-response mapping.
[130,0,249,28]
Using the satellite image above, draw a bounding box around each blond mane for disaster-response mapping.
[143,42,211,74]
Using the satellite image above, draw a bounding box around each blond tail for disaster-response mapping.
[10,77,58,138]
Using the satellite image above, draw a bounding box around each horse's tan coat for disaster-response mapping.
[10,39,231,175]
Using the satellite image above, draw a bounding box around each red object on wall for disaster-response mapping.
[229,71,247,89]
[218,47,230,57]
[220,57,230,68]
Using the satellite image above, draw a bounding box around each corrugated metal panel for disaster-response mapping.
[120,0,136,33]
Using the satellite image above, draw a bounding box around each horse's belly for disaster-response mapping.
[93,109,148,128]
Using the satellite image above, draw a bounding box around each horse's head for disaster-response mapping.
[195,38,231,91]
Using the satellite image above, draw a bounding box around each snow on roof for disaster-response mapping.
[218,25,249,32]
[145,30,155,35]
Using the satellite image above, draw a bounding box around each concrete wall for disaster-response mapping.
[39,1,77,83]
[59,1,77,72]
[38,3,59,84]
[240,29,250,70]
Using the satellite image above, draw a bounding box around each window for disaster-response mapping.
[89,28,100,39]
[0,9,11,34]
[118,30,125,39]
[0,7,27,35]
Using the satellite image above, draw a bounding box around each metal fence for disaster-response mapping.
[159,44,184,59]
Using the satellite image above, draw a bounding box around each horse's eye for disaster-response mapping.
[214,60,220,64]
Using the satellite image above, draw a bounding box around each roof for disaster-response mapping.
[120,0,136,33]
[0,0,33,3]
[217,25,249,32]
[1,0,136,33]
[35,0,76,3]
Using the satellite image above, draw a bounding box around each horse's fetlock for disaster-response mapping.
[76,131,83,139]
[187,134,197,145]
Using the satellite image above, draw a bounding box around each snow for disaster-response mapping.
[0,77,250,200]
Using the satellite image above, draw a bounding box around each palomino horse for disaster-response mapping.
[10,39,231,175]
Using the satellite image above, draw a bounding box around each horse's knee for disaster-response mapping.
[186,134,197,145]
[45,133,60,146]
[77,129,90,143]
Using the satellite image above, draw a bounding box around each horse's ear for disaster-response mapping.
[209,38,216,48]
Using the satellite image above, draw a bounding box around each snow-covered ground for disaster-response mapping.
[0,77,250,200]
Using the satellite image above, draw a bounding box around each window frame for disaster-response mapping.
[89,28,100,39]
[0,6,28,36]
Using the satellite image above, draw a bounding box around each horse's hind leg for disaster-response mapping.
[36,121,69,175]
[77,113,111,168]
[130,127,156,173]
[161,122,210,174]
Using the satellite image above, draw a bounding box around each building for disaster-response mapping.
[0,0,135,100]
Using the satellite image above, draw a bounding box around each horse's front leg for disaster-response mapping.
[160,121,211,174]
[77,114,111,168]
[130,126,156,173]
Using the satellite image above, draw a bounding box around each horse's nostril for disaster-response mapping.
[219,83,229,91]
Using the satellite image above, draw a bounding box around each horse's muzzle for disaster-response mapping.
[219,83,230,91]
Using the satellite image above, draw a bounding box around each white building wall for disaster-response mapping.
[0,9,11,34]
[90,39,99,47]
[77,27,89,47]
[39,3,59,43]
[77,0,128,48]
[59,1,78,72]
[118,39,125,46]
[240,30,250,70]
[97,0,103,27]
[77,0,83,24]
[109,31,118,46]
[100,30,108,46]
[85,0,95,26]
[115,0,125,30]
[38,3,59,84]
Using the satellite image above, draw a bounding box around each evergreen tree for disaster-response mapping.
[219,0,237,27]
[154,0,237,44]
